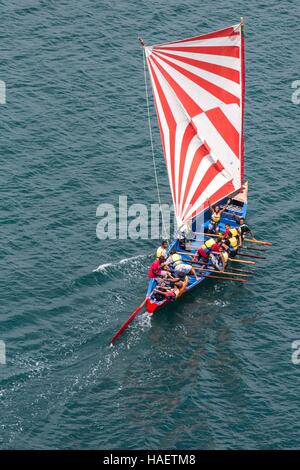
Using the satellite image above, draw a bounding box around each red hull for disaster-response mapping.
[146,298,166,314]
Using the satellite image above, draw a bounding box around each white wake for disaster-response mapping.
[93,254,147,273]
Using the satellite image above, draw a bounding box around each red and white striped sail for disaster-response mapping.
[145,22,245,225]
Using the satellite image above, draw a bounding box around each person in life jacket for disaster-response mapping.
[209,252,225,271]
[174,262,199,281]
[207,198,232,233]
[223,224,231,238]
[220,249,229,268]
[224,224,242,247]
[210,237,223,253]
[208,236,227,270]
[156,240,168,260]
[224,234,239,257]
[148,256,174,283]
[164,249,182,273]
[238,218,255,242]
[192,237,219,263]
[153,285,179,302]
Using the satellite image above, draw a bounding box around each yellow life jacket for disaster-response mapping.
[229,236,238,250]
[230,228,239,238]
[156,246,166,259]
[204,238,216,249]
[211,211,221,223]
[171,253,182,265]
[201,238,215,253]
[221,251,229,264]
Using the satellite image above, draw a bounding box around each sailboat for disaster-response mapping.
[111,19,271,345]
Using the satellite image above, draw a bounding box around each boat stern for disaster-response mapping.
[146,298,160,314]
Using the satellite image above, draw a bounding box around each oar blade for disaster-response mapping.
[111,297,148,345]
[192,265,248,278]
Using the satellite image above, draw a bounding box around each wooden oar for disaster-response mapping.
[177,250,201,257]
[185,259,253,276]
[243,238,272,246]
[224,266,254,274]
[188,243,266,261]
[192,265,249,278]
[241,246,267,253]
[238,252,266,260]
[111,295,150,345]
[193,239,268,255]
[194,231,218,237]
[201,274,247,283]
[229,258,256,265]
[191,241,268,259]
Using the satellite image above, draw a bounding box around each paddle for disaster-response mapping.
[194,231,218,237]
[185,259,252,276]
[229,258,256,265]
[187,243,266,260]
[241,246,267,253]
[243,238,272,246]
[238,252,266,260]
[192,239,268,254]
[176,251,256,274]
[183,246,257,263]
[201,274,247,283]
[111,295,150,345]
[192,265,249,278]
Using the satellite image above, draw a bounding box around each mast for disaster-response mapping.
[240,17,245,184]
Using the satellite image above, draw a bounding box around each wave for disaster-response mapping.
[93,254,148,273]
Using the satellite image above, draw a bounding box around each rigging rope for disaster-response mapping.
[142,49,169,243]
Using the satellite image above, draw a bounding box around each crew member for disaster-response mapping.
[154,285,180,302]
[207,198,231,233]
[148,257,172,283]
[220,250,229,269]
[164,249,182,273]
[224,234,239,258]
[238,218,255,242]
[192,237,217,263]
[156,240,168,260]
[224,224,242,247]
[177,222,191,249]
[174,262,199,281]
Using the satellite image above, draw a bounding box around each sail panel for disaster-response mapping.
[145,22,245,224]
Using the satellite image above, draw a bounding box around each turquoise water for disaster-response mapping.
[1,0,300,450]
